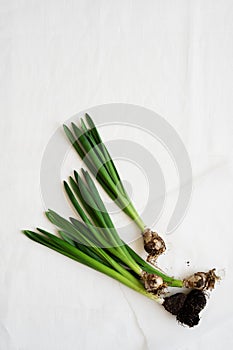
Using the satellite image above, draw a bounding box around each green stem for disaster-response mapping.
[125,244,183,287]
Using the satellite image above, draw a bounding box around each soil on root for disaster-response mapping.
[183,269,219,290]
[163,290,207,328]
[141,272,166,295]
[143,229,166,263]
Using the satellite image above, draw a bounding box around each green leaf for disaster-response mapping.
[64,180,91,225]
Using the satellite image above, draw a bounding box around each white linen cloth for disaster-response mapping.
[1,1,233,349]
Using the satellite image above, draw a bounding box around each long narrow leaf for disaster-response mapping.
[85,113,127,195]
[23,230,151,296]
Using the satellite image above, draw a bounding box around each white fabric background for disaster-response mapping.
[1,0,233,349]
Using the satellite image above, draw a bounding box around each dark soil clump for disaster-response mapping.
[163,293,187,315]
[163,290,207,327]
